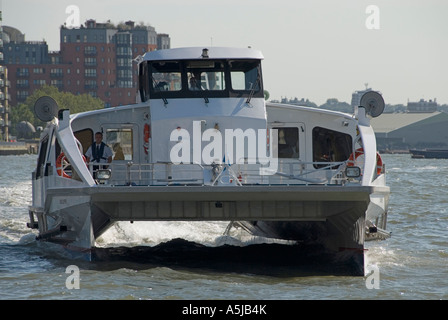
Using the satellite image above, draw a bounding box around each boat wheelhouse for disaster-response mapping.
[28,47,390,275]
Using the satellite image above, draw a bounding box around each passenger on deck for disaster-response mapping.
[113,143,125,160]
[85,132,113,173]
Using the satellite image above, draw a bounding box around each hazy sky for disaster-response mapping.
[2,0,448,105]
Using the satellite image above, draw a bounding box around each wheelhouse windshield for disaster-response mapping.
[140,59,263,102]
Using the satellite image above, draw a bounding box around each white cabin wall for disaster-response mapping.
[70,103,152,164]
[266,104,357,163]
[149,98,267,165]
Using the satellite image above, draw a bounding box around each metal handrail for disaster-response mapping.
[84,159,357,187]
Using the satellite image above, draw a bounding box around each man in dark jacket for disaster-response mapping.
[85,132,113,170]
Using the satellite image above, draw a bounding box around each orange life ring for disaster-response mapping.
[143,123,150,155]
[56,152,87,178]
[347,148,383,176]
[144,123,151,142]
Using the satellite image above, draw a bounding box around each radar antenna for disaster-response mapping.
[359,91,385,118]
[34,96,59,122]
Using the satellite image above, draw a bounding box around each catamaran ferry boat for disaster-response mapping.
[28,47,390,275]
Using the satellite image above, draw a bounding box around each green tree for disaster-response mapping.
[319,98,352,113]
[10,85,104,137]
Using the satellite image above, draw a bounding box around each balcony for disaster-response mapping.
[50,72,64,78]
[84,50,97,56]
[16,83,30,88]
[17,71,30,77]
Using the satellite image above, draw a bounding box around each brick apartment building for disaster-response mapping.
[3,19,170,108]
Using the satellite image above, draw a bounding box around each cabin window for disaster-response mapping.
[151,61,182,92]
[312,127,352,168]
[186,61,226,91]
[106,129,133,161]
[144,59,263,100]
[274,127,299,159]
[139,62,150,102]
[230,60,261,91]
[74,129,94,156]
[35,135,49,179]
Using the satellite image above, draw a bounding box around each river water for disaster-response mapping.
[0,154,446,301]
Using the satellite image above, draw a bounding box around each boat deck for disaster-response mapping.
[44,184,388,222]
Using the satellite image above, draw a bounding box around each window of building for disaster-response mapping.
[33,79,46,86]
[85,57,97,66]
[16,79,29,87]
[50,68,63,77]
[84,46,97,55]
[17,91,29,100]
[85,69,97,77]
[50,80,63,88]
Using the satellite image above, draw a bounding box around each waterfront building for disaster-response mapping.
[0,11,11,141]
[3,19,170,108]
[406,98,438,113]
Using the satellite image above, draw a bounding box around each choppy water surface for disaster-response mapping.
[0,154,446,300]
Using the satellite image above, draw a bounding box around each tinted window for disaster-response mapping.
[313,127,352,168]
[35,135,49,179]
[274,127,299,159]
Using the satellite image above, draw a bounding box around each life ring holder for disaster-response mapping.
[347,148,383,176]
[56,152,87,178]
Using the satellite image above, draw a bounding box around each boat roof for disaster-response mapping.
[267,102,355,120]
[142,47,264,61]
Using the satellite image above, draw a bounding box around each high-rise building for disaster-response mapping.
[3,19,170,108]
[0,10,11,141]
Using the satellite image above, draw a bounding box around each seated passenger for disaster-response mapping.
[189,76,201,90]
[113,143,125,160]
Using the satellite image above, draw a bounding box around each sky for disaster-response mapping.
[2,0,448,106]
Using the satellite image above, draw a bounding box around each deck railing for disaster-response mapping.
[84,159,359,187]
